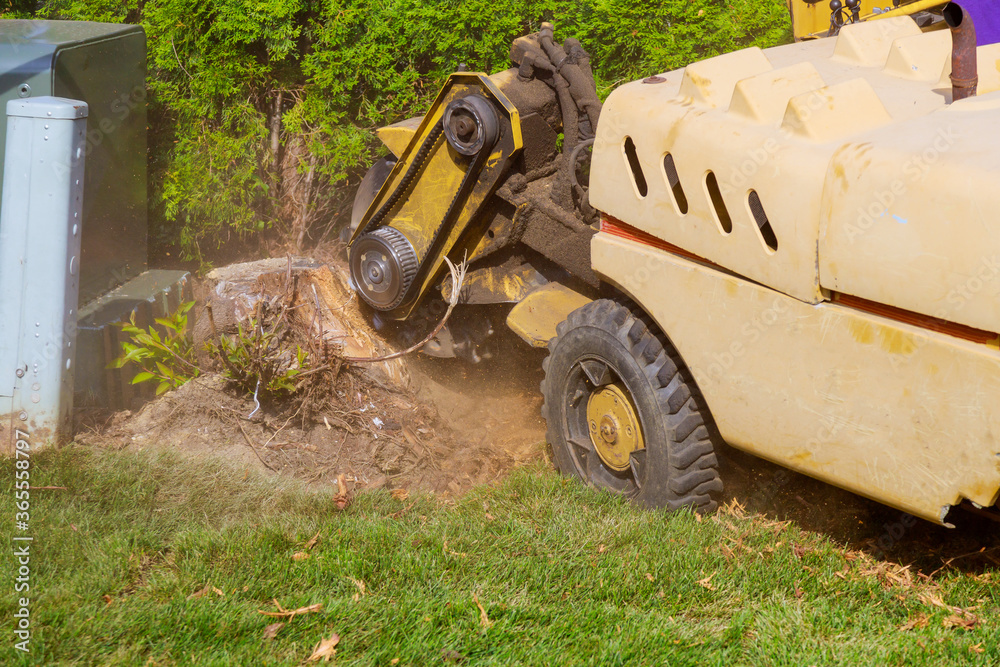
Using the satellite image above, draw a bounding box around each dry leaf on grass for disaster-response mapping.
[187,583,225,600]
[918,592,979,629]
[473,592,493,628]
[918,592,974,615]
[794,586,804,599]
[389,502,415,519]
[304,531,321,550]
[263,622,285,639]
[307,633,340,662]
[349,577,367,601]
[943,614,979,630]
[391,488,410,501]
[292,551,310,561]
[597,544,607,554]
[899,614,929,631]
[102,594,113,605]
[257,599,324,619]
[697,573,716,591]
[970,644,985,654]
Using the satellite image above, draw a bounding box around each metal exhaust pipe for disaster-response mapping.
[944,2,978,102]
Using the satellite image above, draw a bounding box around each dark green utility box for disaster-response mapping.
[0,20,147,303]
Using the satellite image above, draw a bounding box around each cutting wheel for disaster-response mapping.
[349,227,419,311]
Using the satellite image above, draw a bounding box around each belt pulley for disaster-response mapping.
[349,91,502,312]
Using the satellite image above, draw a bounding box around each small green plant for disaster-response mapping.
[205,316,310,401]
[110,301,201,395]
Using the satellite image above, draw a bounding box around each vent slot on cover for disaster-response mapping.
[748,190,778,252]
[705,171,732,234]
[623,136,648,197]
[663,153,688,214]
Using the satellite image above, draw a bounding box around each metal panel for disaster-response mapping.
[0,96,88,450]
[0,20,147,303]
[75,269,191,409]
[54,29,147,301]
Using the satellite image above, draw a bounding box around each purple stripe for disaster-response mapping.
[953,0,1000,45]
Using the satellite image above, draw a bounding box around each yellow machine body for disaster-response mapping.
[587,19,1000,523]
[349,73,523,319]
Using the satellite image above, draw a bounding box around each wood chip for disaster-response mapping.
[257,600,324,619]
[473,592,493,628]
[304,531,321,550]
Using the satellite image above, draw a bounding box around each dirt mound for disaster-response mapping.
[82,357,546,495]
[80,256,549,495]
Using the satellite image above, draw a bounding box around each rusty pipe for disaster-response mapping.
[944,2,978,102]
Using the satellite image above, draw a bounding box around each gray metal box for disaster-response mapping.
[0,20,147,304]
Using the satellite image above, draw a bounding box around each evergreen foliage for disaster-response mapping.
[9,0,791,262]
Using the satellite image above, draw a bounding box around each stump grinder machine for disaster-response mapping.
[347,6,1000,526]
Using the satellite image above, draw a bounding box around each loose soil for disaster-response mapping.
[79,335,549,498]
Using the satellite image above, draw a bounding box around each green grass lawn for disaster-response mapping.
[2,446,998,665]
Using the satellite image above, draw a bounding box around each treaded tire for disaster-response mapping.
[541,299,722,513]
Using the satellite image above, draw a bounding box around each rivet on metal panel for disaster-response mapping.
[44,124,49,130]
[15,369,24,378]
[30,394,40,404]
[46,111,52,116]
[17,83,30,98]
[44,136,49,141]
[65,359,71,370]
[31,383,40,391]
[18,412,27,421]
[69,256,78,276]
[72,224,78,235]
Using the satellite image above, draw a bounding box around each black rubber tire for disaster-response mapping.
[541,299,722,513]
[342,156,396,243]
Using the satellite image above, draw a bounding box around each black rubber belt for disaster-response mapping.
[359,114,496,307]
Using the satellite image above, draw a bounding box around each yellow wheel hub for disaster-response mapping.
[586,383,644,472]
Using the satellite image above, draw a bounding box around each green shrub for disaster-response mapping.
[13,0,791,264]
[110,301,200,395]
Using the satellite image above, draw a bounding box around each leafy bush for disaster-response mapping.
[110,301,200,395]
[15,0,791,263]
[205,318,311,400]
